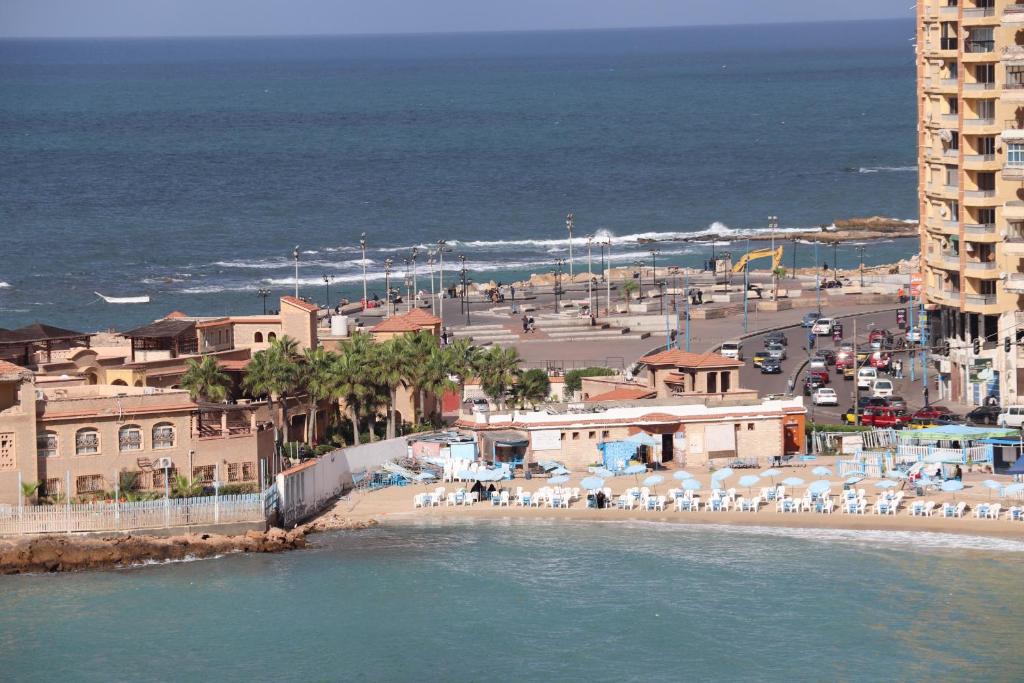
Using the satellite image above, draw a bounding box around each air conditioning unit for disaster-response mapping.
[143,387,158,395]
[153,457,173,470]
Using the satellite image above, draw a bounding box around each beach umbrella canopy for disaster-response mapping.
[549,475,570,485]
[1003,483,1024,496]
[682,479,702,491]
[811,466,833,477]
[781,477,805,488]
[457,469,475,481]
[760,468,781,480]
[845,475,865,485]
[886,470,909,480]
[623,464,647,475]
[580,476,605,491]
[874,480,896,489]
[982,479,1002,498]
[593,468,615,479]
[415,471,438,482]
[550,466,570,476]
[643,475,665,487]
[673,470,694,481]
[711,467,734,483]
[940,480,964,493]
[738,474,760,495]
[808,480,831,495]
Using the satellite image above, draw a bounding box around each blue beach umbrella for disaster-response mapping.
[808,480,831,496]
[549,475,570,485]
[580,476,605,492]
[711,467,734,488]
[874,480,896,489]
[593,468,615,479]
[760,468,781,483]
[643,475,665,487]
[811,466,833,477]
[673,471,694,481]
[623,464,647,475]
[781,477,805,488]
[844,475,865,485]
[982,480,1002,499]
[457,470,475,481]
[738,474,760,495]
[940,480,965,498]
[682,479,702,492]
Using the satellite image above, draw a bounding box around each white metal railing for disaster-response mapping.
[0,492,269,535]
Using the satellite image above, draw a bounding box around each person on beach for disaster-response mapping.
[528,317,536,333]
[522,315,529,333]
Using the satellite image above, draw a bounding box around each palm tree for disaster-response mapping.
[20,481,39,505]
[514,368,550,409]
[371,338,406,439]
[242,340,299,445]
[396,330,439,424]
[621,278,639,301]
[419,347,458,423]
[170,474,204,499]
[301,346,338,444]
[180,356,232,403]
[333,333,374,445]
[476,346,522,410]
[772,266,786,301]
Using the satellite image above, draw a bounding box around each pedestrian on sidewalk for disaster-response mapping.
[528,317,536,333]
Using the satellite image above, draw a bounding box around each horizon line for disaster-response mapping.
[0,16,913,42]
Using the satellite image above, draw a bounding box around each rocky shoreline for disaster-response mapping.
[639,215,919,245]
[0,516,378,574]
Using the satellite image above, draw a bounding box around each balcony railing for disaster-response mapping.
[964,8,996,18]
[965,294,998,305]
[963,81,996,91]
[964,189,996,198]
[964,223,996,234]
[1005,119,1024,130]
[1005,274,1024,293]
[965,260,998,270]
[964,154,994,164]
[1005,4,1024,17]
[966,40,995,54]
[964,117,995,127]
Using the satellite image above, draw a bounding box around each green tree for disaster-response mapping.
[300,346,339,444]
[170,474,204,499]
[332,333,374,445]
[621,278,639,301]
[476,346,522,410]
[514,368,550,409]
[242,337,300,444]
[564,367,616,395]
[419,347,458,422]
[180,356,232,403]
[371,338,406,439]
[20,481,39,505]
[396,330,440,424]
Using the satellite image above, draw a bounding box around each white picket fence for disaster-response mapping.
[0,492,269,536]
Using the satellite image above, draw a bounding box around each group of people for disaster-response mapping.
[521,315,537,333]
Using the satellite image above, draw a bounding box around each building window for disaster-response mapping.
[976,99,995,121]
[152,467,177,488]
[254,331,263,343]
[242,462,256,481]
[601,430,610,439]
[227,463,241,482]
[118,425,142,451]
[747,423,755,431]
[588,431,596,439]
[152,423,175,449]
[193,465,215,484]
[978,137,994,156]
[966,27,994,53]
[1009,65,1024,90]
[76,474,104,494]
[572,432,580,440]
[37,431,58,458]
[1009,143,1024,167]
[43,477,63,497]
[75,428,99,455]
[267,332,277,342]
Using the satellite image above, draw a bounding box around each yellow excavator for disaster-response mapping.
[731,245,784,274]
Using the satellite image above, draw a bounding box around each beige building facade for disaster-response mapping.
[918,1,1024,404]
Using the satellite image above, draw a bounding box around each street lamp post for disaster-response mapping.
[360,233,368,307]
[257,288,270,315]
[634,260,644,302]
[292,245,300,299]
[427,252,436,315]
[586,235,594,315]
[437,240,447,321]
[599,240,606,281]
[742,238,751,333]
[650,249,661,314]
[832,241,838,283]
[384,258,393,318]
[768,215,779,299]
[460,261,470,326]
[554,257,565,313]
[815,241,822,315]
[605,238,613,316]
[322,274,333,310]
[403,258,412,312]
[410,247,419,309]
[566,212,574,279]
[458,255,467,315]
[791,237,798,278]
[856,245,866,288]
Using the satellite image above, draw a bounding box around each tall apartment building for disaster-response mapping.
[918,0,1024,405]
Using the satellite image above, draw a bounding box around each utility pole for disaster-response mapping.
[322,273,333,309]
[566,212,575,279]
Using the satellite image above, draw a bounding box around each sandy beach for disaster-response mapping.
[327,471,1024,542]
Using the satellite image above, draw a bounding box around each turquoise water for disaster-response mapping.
[0,20,918,331]
[2,520,1022,681]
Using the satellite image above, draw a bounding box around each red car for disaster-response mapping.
[861,407,911,429]
[913,406,960,421]
[868,329,889,344]
[869,352,891,370]
[836,354,854,371]
[808,368,830,385]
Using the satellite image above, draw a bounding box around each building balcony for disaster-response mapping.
[1004,163,1024,180]
[964,293,999,307]
[963,7,997,23]
[1005,4,1024,23]
[1003,239,1024,256]
[964,117,996,128]
[1005,274,1024,293]
[963,153,998,170]
[964,222,996,236]
[964,260,1000,276]
[964,189,1001,206]
[962,81,996,93]
[927,252,962,270]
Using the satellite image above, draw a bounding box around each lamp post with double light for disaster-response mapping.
[360,233,368,308]
[257,288,271,315]
[292,245,300,299]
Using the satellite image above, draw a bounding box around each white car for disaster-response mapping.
[906,329,922,343]
[857,367,877,390]
[808,358,827,371]
[871,379,894,398]
[812,387,839,406]
[766,343,787,360]
[998,406,1024,428]
[721,342,743,361]
[811,318,835,336]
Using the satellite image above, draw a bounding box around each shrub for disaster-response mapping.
[564,367,617,394]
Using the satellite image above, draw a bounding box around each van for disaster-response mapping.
[721,342,743,361]
[856,367,877,390]
[998,406,1024,428]
[871,379,894,398]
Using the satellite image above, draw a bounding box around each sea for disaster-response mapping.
[0,19,921,332]
[1,519,1022,681]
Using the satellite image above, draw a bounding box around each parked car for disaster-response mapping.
[811,318,835,336]
[997,406,1024,428]
[765,330,788,346]
[842,365,856,380]
[966,405,1001,425]
[887,396,908,413]
[760,358,783,374]
[817,349,836,366]
[801,312,822,328]
[835,354,854,371]
[869,352,892,370]
[871,379,894,398]
[856,367,877,390]
[906,329,922,343]
[808,368,830,385]
[913,405,960,422]
[868,328,890,344]
[766,343,787,361]
[752,350,770,368]
[812,387,839,406]
[860,406,911,429]
[808,357,827,371]
[721,341,743,361]
[803,375,826,395]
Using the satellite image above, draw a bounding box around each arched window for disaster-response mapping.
[37,431,58,458]
[254,331,264,343]
[118,424,142,451]
[267,332,277,342]
[75,428,100,455]
[152,422,175,449]
[111,379,128,386]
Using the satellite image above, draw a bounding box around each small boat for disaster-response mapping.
[95,292,150,304]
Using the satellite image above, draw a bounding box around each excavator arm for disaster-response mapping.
[731,246,784,273]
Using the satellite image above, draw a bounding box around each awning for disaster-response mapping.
[977,438,1023,446]
[625,432,661,447]
[899,424,1018,443]
[1008,455,1024,475]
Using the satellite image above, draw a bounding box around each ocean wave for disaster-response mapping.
[857,166,916,174]
[0,281,10,288]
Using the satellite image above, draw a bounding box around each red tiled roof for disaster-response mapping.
[280,296,320,313]
[0,360,29,378]
[371,308,443,333]
[641,349,743,368]
[585,387,657,402]
[194,316,282,329]
[165,311,189,319]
